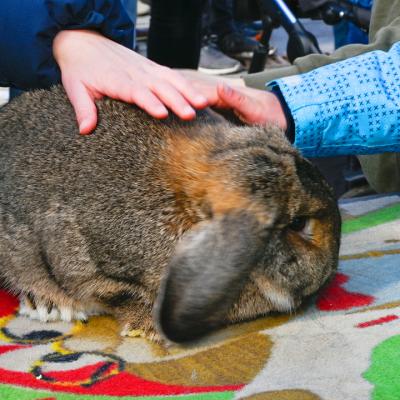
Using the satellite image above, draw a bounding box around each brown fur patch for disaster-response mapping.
[287,218,334,253]
[309,218,336,251]
[163,133,270,227]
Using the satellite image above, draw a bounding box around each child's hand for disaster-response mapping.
[215,84,287,130]
[180,70,287,129]
[53,30,208,134]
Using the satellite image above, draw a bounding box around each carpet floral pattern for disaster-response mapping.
[0,194,399,400]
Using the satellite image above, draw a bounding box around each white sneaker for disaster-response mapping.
[198,39,243,75]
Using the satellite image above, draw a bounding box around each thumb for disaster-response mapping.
[63,79,98,135]
[217,83,257,124]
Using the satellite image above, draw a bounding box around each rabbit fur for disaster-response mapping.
[0,86,341,343]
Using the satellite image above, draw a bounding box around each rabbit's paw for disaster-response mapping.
[121,323,162,342]
[58,306,88,323]
[111,297,162,342]
[119,316,162,343]
[120,326,147,338]
[18,293,89,323]
[19,294,60,322]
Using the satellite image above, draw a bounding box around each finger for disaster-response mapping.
[188,80,221,106]
[217,83,250,112]
[177,70,220,104]
[217,83,263,124]
[152,81,197,120]
[162,68,208,108]
[63,78,97,135]
[129,85,169,119]
[100,74,169,119]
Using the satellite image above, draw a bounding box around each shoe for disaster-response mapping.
[235,21,262,38]
[198,39,242,75]
[137,0,150,16]
[218,31,262,59]
[0,87,9,108]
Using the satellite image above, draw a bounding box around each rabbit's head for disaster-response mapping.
[155,123,341,343]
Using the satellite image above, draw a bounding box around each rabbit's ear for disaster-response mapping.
[155,211,266,343]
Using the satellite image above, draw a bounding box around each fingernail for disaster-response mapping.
[183,105,195,116]
[154,106,168,117]
[79,119,92,135]
[195,95,207,105]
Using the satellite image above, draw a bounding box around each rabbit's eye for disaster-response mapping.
[289,216,308,232]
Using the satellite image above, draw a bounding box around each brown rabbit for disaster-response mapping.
[0,86,341,343]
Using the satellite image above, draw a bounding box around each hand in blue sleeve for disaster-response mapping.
[271,41,400,157]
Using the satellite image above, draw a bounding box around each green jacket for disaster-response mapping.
[243,0,400,193]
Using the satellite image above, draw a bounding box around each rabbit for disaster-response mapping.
[0,86,341,343]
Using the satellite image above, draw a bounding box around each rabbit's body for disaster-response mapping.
[0,86,340,342]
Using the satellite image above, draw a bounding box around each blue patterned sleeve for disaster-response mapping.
[269,41,400,157]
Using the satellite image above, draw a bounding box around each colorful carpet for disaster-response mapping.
[0,194,399,400]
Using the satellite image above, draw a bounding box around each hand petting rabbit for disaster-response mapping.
[0,86,341,343]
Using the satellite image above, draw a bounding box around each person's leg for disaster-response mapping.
[209,0,236,38]
[359,154,400,193]
[209,0,261,58]
[147,0,206,68]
